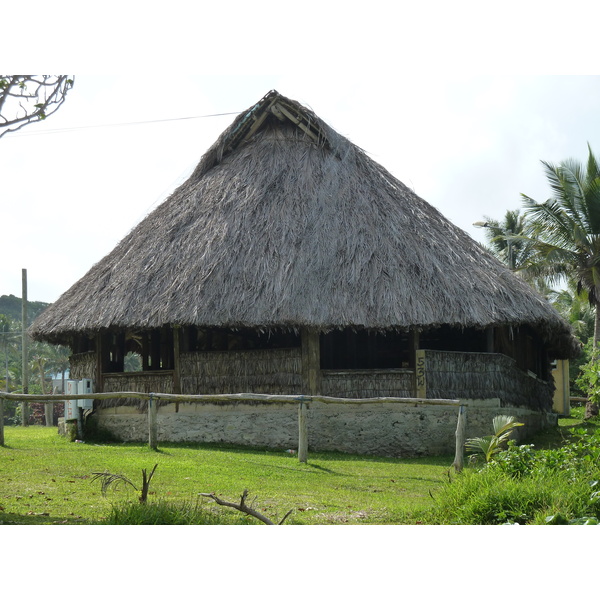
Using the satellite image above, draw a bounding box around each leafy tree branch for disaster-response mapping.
[0,75,74,138]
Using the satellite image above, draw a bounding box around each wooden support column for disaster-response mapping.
[410,328,420,396]
[486,327,495,353]
[415,349,427,399]
[95,333,104,392]
[410,328,420,366]
[173,326,181,394]
[301,328,321,396]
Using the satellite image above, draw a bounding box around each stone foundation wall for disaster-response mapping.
[92,398,556,458]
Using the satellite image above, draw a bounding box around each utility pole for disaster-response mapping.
[21,269,29,426]
[0,337,4,444]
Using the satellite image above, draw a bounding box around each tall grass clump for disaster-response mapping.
[431,422,600,525]
[105,498,255,525]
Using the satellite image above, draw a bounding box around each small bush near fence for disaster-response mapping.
[432,413,600,525]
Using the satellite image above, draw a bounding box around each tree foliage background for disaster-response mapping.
[0,296,68,424]
[481,145,600,398]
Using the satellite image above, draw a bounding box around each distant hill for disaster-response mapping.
[0,295,51,322]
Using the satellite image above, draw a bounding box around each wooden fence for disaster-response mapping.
[0,391,467,469]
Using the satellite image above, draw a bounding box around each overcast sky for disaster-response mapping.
[3,74,599,304]
[3,2,600,307]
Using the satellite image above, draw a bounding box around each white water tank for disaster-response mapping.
[65,379,95,419]
[77,379,94,409]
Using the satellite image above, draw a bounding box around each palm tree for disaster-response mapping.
[549,279,595,345]
[477,210,533,270]
[521,144,600,346]
[475,210,549,294]
[45,344,71,393]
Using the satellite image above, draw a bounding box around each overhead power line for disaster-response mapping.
[6,110,242,137]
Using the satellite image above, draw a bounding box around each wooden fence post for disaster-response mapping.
[148,393,158,450]
[0,397,4,445]
[453,405,467,472]
[298,399,308,463]
[44,401,54,427]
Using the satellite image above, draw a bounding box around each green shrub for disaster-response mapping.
[575,348,600,405]
[433,424,600,524]
[491,441,536,477]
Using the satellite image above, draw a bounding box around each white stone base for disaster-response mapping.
[92,398,555,457]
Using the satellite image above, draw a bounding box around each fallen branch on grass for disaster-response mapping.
[199,489,293,525]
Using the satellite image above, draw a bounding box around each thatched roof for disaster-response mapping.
[30,90,577,357]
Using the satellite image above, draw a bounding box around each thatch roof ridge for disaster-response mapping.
[30,90,577,357]
[190,89,348,182]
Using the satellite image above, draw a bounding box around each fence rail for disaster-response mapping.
[0,391,466,467]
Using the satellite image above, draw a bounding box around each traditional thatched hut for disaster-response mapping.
[31,90,578,455]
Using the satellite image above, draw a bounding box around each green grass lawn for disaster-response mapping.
[1,407,589,525]
[0,426,454,525]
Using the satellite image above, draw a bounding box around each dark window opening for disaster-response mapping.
[421,324,548,381]
[71,334,95,354]
[517,327,548,381]
[102,328,174,373]
[320,329,410,370]
[419,325,487,353]
[184,327,301,352]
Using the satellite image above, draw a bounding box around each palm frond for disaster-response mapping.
[91,471,138,495]
[522,197,576,251]
[544,159,589,227]
[585,143,600,186]
[492,415,524,445]
[464,435,496,462]
[465,415,523,463]
[582,177,600,234]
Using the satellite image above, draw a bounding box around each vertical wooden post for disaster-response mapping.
[76,405,84,440]
[173,326,181,394]
[301,328,321,396]
[453,405,467,472]
[148,393,158,450]
[44,394,54,427]
[95,333,103,392]
[298,399,308,463]
[21,269,29,426]
[410,328,420,365]
[415,349,426,399]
